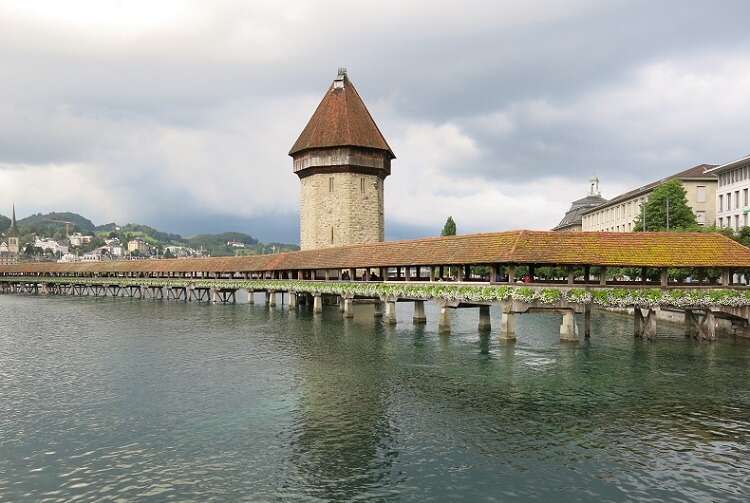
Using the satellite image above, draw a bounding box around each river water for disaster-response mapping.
[1,295,749,502]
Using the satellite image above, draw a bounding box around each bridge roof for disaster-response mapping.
[1,231,749,275]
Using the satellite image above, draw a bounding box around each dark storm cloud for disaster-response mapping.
[0,0,748,241]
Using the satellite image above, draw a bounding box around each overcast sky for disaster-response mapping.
[0,1,748,242]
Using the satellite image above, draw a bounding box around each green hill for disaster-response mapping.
[0,210,298,257]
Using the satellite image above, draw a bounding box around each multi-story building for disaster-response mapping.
[553,177,608,231]
[34,237,69,255]
[127,238,150,255]
[581,164,717,232]
[69,233,94,247]
[707,154,750,230]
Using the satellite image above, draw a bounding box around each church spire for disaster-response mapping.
[9,203,18,236]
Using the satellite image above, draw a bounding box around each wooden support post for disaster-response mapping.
[457,266,464,282]
[507,266,515,284]
[491,264,500,284]
[413,300,426,324]
[660,268,668,288]
[464,265,471,281]
[599,267,607,286]
[379,267,385,281]
[584,303,592,338]
[478,305,491,332]
[720,269,731,287]
[566,266,575,285]
[364,269,371,281]
[429,267,435,282]
[349,268,356,281]
[297,270,303,280]
[439,266,444,279]
[404,266,410,282]
[584,266,591,283]
[641,267,647,285]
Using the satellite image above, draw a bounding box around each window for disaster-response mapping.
[727,193,732,210]
[696,211,706,225]
[329,177,334,192]
[330,226,334,244]
[360,177,365,194]
[719,195,724,212]
[736,215,740,230]
[736,191,741,209]
[745,188,749,207]
[745,213,749,227]
[719,217,724,228]
[696,185,706,203]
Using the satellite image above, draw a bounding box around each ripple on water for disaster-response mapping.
[1,296,750,501]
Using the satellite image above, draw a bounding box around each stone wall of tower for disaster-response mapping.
[300,171,385,250]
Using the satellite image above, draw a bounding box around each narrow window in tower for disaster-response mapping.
[360,177,365,194]
[330,226,334,244]
[329,177,334,192]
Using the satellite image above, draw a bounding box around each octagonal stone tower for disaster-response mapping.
[290,69,395,250]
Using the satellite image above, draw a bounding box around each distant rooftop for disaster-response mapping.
[581,164,717,215]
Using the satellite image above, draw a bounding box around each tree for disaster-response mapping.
[632,180,697,231]
[441,216,457,236]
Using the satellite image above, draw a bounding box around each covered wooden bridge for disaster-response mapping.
[2,230,750,342]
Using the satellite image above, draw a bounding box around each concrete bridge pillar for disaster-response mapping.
[313,293,323,314]
[384,300,397,325]
[339,296,345,312]
[373,301,384,318]
[478,305,491,332]
[413,300,426,324]
[559,310,578,342]
[438,305,451,334]
[701,310,717,341]
[247,289,255,304]
[210,288,218,304]
[288,291,297,308]
[634,307,657,339]
[343,297,354,319]
[685,309,699,338]
[499,304,517,342]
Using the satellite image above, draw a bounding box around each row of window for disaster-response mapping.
[583,196,648,227]
[718,164,750,187]
[718,188,749,212]
[328,177,373,194]
[719,214,749,230]
[594,210,707,232]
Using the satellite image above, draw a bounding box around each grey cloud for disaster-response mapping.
[0,0,748,241]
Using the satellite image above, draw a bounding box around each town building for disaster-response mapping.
[34,236,69,255]
[290,68,395,250]
[552,177,608,232]
[581,164,717,232]
[69,232,94,247]
[127,238,150,255]
[706,154,750,230]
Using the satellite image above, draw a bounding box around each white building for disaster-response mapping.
[227,240,246,248]
[69,232,94,247]
[34,237,69,255]
[707,154,750,230]
[582,164,717,232]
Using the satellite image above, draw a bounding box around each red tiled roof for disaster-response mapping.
[1,231,748,275]
[289,72,395,158]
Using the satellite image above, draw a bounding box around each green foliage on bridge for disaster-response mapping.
[3,277,750,308]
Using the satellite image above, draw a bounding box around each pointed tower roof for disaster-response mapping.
[8,204,18,237]
[290,69,395,159]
